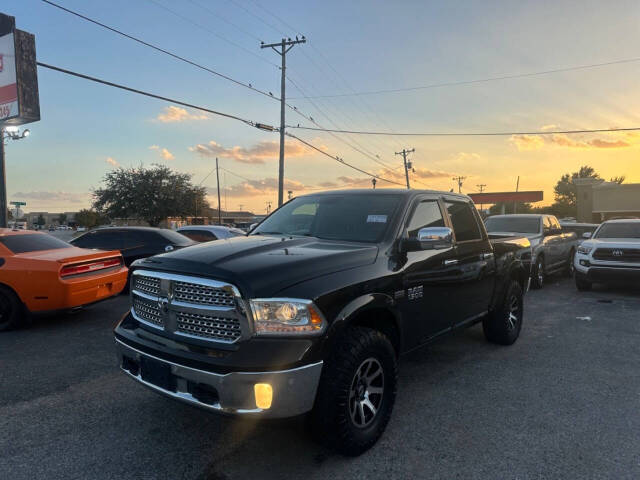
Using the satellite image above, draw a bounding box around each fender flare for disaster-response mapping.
[324,292,401,350]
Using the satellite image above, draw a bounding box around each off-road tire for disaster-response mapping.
[0,285,24,332]
[575,275,592,291]
[531,256,545,289]
[483,280,524,345]
[309,326,397,456]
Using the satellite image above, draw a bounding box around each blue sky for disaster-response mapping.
[4,0,640,213]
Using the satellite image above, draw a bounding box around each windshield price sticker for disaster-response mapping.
[367,215,387,223]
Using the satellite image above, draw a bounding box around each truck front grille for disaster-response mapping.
[132,296,164,327]
[174,281,236,307]
[130,271,248,344]
[176,311,242,342]
[593,248,640,262]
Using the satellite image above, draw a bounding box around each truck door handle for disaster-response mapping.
[444,259,459,266]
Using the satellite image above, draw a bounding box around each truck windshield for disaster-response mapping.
[251,194,402,243]
[485,217,540,234]
[594,222,640,239]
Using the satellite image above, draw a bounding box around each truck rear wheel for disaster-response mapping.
[531,257,545,289]
[310,326,397,456]
[0,286,24,332]
[483,280,523,345]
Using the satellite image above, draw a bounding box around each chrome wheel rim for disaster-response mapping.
[348,357,384,428]
[506,294,520,331]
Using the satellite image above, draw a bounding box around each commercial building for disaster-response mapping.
[22,211,77,227]
[574,178,640,222]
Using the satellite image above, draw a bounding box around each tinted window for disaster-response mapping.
[179,230,217,242]
[72,230,123,249]
[445,201,482,242]
[406,201,445,238]
[485,217,540,234]
[156,230,196,246]
[0,233,71,254]
[121,231,146,249]
[595,222,640,239]
[251,194,402,243]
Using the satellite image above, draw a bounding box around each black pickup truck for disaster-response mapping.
[114,190,531,455]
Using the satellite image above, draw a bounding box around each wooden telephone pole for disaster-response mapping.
[395,148,415,189]
[261,36,306,207]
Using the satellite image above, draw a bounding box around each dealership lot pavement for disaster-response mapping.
[1,279,639,480]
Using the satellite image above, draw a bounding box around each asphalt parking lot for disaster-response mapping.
[1,278,639,480]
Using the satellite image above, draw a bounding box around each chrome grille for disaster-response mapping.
[132,297,163,327]
[176,311,242,342]
[174,281,236,307]
[130,271,247,344]
[133,276,160,296]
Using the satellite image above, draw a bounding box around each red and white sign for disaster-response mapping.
[0,33,18,121]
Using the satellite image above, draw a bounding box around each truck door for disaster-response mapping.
[401,197,459,343]
[443,199,496,326]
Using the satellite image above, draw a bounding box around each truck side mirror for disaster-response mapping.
[401,227,453,252]
[582,232,592,239]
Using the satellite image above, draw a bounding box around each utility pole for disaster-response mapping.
[514,175,520,214]
[395,148,415,189]
[0,131,6,228]
[239,204,244,212]
[476,184,487,214]
[452,175,466,193]
[266,201,272,215]
[261,36,306,207]
[215,157,222,225]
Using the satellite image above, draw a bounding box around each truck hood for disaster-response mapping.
[134,235,379,297]
[582,238,640,249]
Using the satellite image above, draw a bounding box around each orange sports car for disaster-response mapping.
[0,229,128,331]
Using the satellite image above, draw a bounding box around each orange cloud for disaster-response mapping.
[149,145,175,160]
[105,156,119,167]
[511,133,632,151]
[190,140,312,164]
[155,106,208,123]
[510,135,545,151]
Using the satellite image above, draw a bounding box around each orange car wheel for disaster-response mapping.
[0,286,23,332]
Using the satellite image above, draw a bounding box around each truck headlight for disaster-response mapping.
[249,298,326,336]
[577,245,592,255]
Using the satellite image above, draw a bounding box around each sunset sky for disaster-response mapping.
[4,0,640,214]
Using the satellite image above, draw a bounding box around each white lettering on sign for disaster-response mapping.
[367,215,387,223]
[0,33,19,122]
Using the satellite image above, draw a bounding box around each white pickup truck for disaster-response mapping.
[574,219,640,291]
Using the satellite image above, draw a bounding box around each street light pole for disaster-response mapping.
[0,130,6,228]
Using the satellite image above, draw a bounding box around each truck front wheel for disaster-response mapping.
[310,326,397,456]
[483,280,523,345]
[0,286,24,332]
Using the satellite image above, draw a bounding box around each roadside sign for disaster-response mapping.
[0,32,18,121]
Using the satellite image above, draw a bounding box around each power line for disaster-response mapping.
[285,133,405,186]
[145,0,279,68]
[36,62,259,126]
[186,0,262,42]
[289,56,640,99]
[41,0,279,101]
[286,125,640,137]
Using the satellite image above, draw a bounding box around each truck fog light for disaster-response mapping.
[254,383,273,409]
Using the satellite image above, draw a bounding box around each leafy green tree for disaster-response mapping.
[7,209,13,221]
[36,214,46,227]
[74,209,104,229]
[93,164,208,227]
[57,213,68,225]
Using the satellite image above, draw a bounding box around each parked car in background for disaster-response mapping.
[115,189,531,455]
[70,227,195,267]
[76,226,87,232]
[485,214,577,289]
[0,229,128,331]
[574,219,640,291]
[560,222,598,245]
[176,225,246,243]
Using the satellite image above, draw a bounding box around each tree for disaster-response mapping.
[58,213,68,225]
[74,209,104,229]
[7,208,13,221]
[93,164,209,227]
[36,214,46,228]
[610,175,626,184]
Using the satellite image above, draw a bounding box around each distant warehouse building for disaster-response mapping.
[574,178,640,222]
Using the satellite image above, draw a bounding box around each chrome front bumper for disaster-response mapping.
[116,339,323,418]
